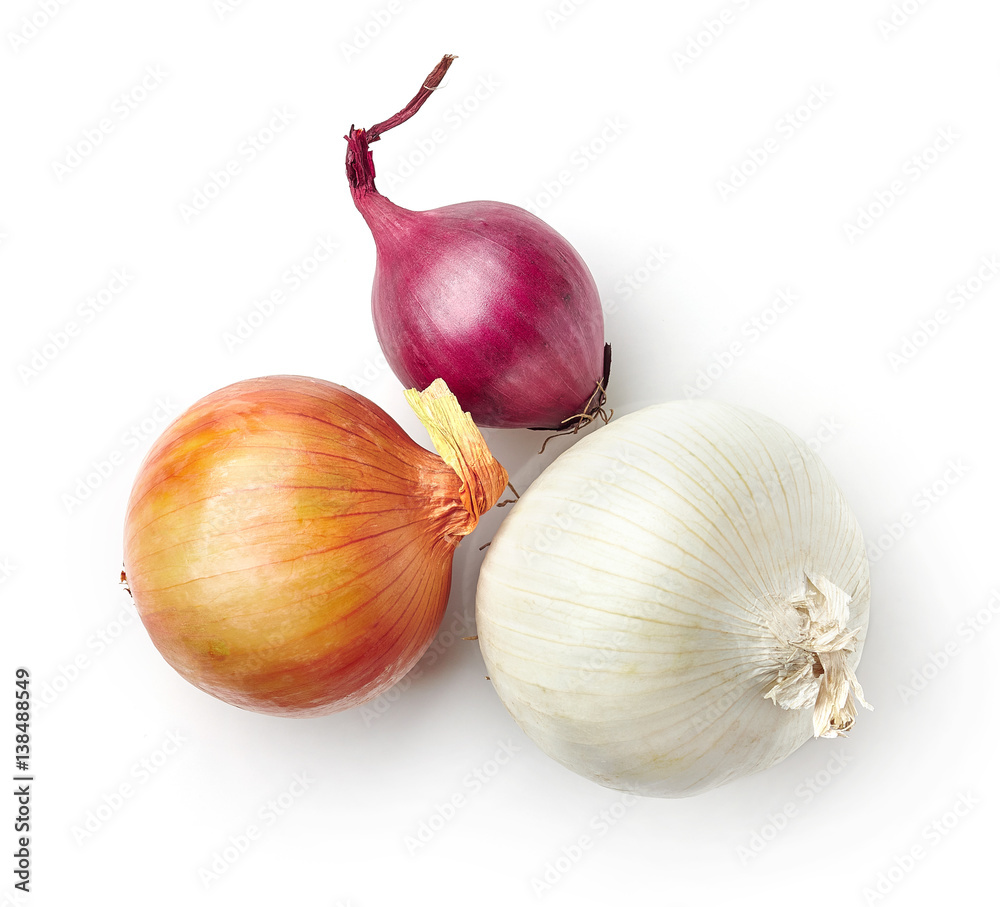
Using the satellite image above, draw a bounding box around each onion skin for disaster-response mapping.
[123,376,506,717]
[475,400,870,797]
[346,55,610,430]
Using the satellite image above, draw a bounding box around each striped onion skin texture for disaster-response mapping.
[124,376,497,717]
[476,400,870,797]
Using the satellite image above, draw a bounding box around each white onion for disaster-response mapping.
[475,400,871,797]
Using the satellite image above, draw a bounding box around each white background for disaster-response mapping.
[2,1,998,905]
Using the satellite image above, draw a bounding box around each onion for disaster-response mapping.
[122,376,507,717]
[345,54,611,430]
[475,400,871,797]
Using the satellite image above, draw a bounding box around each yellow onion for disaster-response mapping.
[122,376,507,717]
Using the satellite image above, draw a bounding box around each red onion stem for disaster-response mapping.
[345,54,457,197]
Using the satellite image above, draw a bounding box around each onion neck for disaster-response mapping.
[345,127,379,198]
[344,54,456,219]
[762,573,872,738]
[406,379,509,541]
[345,127,419,244]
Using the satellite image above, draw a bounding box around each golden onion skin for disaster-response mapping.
[124,376,499,716]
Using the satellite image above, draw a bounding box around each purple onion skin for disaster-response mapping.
[355,190,607,429]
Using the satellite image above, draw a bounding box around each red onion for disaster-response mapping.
[345,54,611,431]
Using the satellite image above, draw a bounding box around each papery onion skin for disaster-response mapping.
[475,400,870,797]
[346,55,610,430]
[123,376,506,717]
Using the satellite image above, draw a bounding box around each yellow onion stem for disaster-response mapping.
[407,378,509,534]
